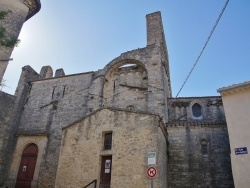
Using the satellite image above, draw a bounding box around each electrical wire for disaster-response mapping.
[167,0,230,110]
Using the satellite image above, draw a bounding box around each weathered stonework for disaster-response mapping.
[55,109,167,188]
[167,125,233,188]
[0,0,40,83]
[0,91,15,186]
[19,0,41,20]
[0,8,234,188]
[0,66,40,187]
[103,63,148,111]
[167,97,234,187]
[6,135,48,188]
[168,97,225,123]
[0,0,29,83]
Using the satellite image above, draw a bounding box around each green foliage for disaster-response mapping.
[0,10,11,20]
[0,27,5,38]
[1,38,20,47]
[0,10,20,48]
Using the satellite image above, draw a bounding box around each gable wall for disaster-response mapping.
[55,109,167,188]
[15,72,94,187]
[18,72,94,133]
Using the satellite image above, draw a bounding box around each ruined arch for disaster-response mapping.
[103,59,148,111]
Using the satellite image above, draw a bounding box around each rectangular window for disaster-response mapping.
[201,143,208,155]
[104,133,112,150]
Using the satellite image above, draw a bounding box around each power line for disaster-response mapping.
[168,0,230,110]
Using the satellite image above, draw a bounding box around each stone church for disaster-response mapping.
[0,0,234,187]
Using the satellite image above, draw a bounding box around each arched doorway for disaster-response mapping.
[15,143,38,188]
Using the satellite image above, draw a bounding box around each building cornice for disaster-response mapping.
[168,96,221,100]
[19,0,41,21]
[166,120,227,128]
[30,71,95,83]
[217,81,250,96]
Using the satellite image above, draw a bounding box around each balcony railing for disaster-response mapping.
[83,179,97,188]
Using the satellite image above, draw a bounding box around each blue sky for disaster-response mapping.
[3,0,250,97]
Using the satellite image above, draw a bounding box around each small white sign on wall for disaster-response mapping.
[105,160,111,168]
[148,152,156,166]
[105,169,110,173]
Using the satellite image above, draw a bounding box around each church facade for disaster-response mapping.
[0,1,234,187]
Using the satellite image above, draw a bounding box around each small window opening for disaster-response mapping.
[119,63,137,68]
[113,80,115,94]
[29,84,32,94]
[192,103,202,117]
[24,96,30,105]
[201,140,208,155]
[126,105,135,111]
[104,132,112,150]
[52,86,56,98]
[62,85,66,97]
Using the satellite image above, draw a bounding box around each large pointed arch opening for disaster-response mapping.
[103,60,148,111]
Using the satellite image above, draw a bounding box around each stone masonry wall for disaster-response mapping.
[1,66,41,187]
[0,91,15,186]
[168,97,225,123]
[6,135,48,188]
[103,64,148,111]
[167,96,233,187]
[13,41,170,186]
[167,125,234,188]
[16,72,94,187]
[3,11,171,187]
[0,0,29,82]
[157,125,168,187]
[18,72,94,132]
[99,45,169,122]
[55,108,167,188]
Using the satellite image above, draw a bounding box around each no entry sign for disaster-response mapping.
[147,167,157,178]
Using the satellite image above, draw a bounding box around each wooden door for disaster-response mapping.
[100,156,112,188]
[15,144,38,188]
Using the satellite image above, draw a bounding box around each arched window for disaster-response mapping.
[201,140,208,155]
[192,103,202,117]
[126,105,135,111]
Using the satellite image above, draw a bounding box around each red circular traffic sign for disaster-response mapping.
[147,167,157,178]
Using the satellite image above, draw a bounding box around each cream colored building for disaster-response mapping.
[218,81,250,188]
